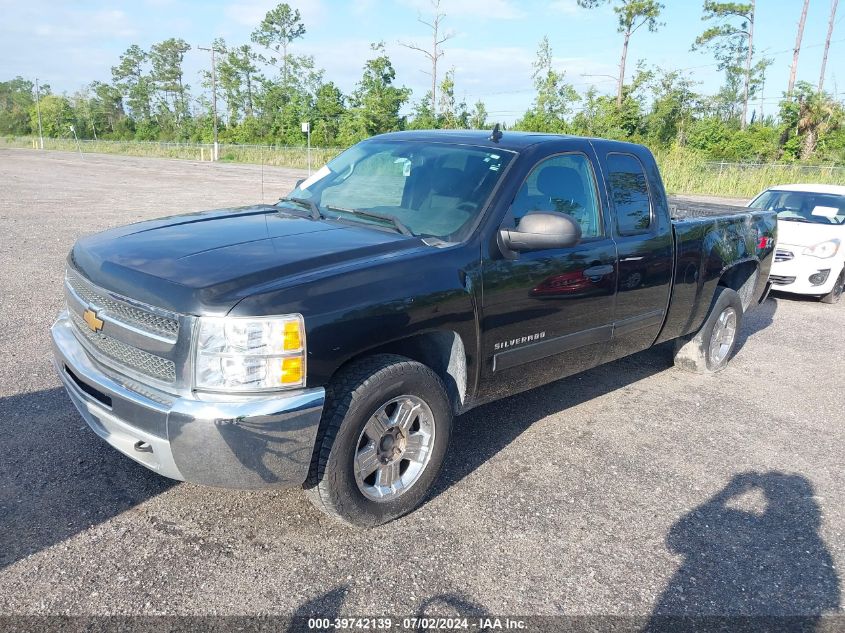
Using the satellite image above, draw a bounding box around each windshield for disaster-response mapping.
[750,189,845,225]
[279,140,515,240]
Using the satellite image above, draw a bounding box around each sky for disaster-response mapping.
[1,0,843,124]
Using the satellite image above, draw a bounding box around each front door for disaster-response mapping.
[478,151,618,400]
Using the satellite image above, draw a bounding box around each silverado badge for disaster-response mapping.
[82,308,104,333]
[494,331,546,351]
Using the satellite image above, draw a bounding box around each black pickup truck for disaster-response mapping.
[52,130,776,526]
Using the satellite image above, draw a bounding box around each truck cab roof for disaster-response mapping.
[372,129,648,154]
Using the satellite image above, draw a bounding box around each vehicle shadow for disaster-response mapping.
[644,471,840,632]
[432,294,776,500]
[431,342,674,498]
[0,387,176,571]
[769,289,826,304]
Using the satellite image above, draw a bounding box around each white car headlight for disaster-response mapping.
[194,315,306,391]
[803,239,840,259]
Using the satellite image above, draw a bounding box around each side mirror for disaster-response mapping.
[499,212,582,254]
[293,178,306,190]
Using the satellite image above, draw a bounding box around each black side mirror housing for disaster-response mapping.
[499,212,582,254]
[293,178,306,190]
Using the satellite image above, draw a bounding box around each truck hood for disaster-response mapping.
[70,205,423,314]
[777,219,845,248]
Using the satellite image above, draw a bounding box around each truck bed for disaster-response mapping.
[655,197,777,346]
[668,196,758,220]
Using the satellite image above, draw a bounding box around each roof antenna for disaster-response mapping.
[489,123,503,143]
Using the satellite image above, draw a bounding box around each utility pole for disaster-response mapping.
[199,44,223,161]
[34,78,44,149]
[788,0,811,96]
[819,0,839,92]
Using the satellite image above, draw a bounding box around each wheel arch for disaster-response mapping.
[718,259,759,310]
[332,330,469,415]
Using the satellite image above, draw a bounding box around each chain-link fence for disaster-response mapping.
[704,161,845,175]
[658,154,845,198]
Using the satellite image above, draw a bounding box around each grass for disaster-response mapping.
[4,136,844,198]
[656,147,845,199]
[0,136,343,170]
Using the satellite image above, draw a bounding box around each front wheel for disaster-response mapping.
[674,286,744,374]
[820,268,844,304]
[305,354,452,528]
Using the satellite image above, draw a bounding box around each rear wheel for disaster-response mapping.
[674,287,744,374]
[305,354,452,528]
[820,268,844,304]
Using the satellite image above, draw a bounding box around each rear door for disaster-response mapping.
[597,150,673,363]
[478,148,618,398]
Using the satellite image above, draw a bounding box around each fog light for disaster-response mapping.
[809,269,831,286]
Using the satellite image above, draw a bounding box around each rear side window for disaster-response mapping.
[607,153,652,235]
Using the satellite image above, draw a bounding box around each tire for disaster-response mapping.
[304,354,452,528]
[673,287,744,374]
[819,268,844,304]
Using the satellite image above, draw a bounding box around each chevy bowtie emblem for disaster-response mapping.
[82,308,104,333]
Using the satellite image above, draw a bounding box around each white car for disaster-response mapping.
[749,184,845,304]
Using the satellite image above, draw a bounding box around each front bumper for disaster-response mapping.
[51,311,325,489]
[769,250,843,295]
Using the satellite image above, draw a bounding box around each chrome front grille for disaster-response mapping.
[69,310,177,383]
[64,269,188,386]
[774,249,794,263]
[66,269,179,340]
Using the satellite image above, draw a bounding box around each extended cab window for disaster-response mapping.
[607,153,652,235]
[510,154,602,238]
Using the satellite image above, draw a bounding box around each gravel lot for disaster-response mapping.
[0,150,843,622]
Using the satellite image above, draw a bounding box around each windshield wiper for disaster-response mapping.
[323,204,413,236]
[778,216,810,223]
[277,196,322,220]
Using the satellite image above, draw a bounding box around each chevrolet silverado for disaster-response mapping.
[52,130,777,526]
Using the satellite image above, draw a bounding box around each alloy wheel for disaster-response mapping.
[709,307,738,365]
[354,395,436,502]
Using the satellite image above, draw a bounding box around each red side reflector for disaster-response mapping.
[757,236,771,249]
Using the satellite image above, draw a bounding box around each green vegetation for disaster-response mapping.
[2,1,844,196]
[0,136,341,169]
[577,0,664,108]
[656,146,845,198]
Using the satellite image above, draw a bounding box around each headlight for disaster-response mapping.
[803,239,840,259]
[194,315,306,391]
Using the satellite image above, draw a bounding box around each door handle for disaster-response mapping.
[584,264,614,277]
